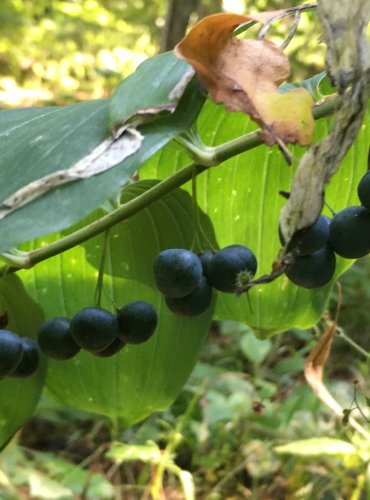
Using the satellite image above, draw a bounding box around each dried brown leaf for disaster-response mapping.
[305,323,370,439]
[175,12,314,146]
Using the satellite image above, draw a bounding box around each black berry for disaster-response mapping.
[117,301,158,345]
[165,276,212,316]
[94,337,126,357]
[281,215,330,255]
[358,170,370,211]
[199,250,214,277]
[10,337,40,378]
[286,245,336,288]
[0,330,24,377]
[70,308,118,353]
[206,244,257,293]
[328,206,370,258]
[38,317,81,360]
[153,249,202,298]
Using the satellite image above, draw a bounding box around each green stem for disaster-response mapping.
[151,382,206,498]
[324,200,337,216]
[93,229,109,308]
[353,401,370,424]
[0,92,345,276]
[0,163,206,277]
[336,328,370,361]
[190,169,204,253]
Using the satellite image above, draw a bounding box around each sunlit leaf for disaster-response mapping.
[279,72,334,101]
[240,330,271,364]
[107,441,161,463]
[0,59,205,252]
[26,469,73,499]
[274,437,358,457]
[177,469,195,500]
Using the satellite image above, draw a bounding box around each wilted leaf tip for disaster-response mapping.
[175,12,314,146]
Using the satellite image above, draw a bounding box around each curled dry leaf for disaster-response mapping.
[305,322,370,439]
[174,12,314,146]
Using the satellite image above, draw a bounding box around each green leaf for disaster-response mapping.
[107,441,161,463]
[25,469,73,499]
[110,51,197,129]
[0,59,205,253]
[140,99,370,336]
[23,450,114,498]
[279,72,335,100]
[274,438,358,457]
[19,182,215,425]
[240,330,271,364]
[272,355,305,375]
[0,275,46,451]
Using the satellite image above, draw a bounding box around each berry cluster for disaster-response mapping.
[38,301,158,361]
[283,214,335,289]
[0,330,40,379]
[283,170,370,289]
[153,245,257,316]
[328,171,370,259]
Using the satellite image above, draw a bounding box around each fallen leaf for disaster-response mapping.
[175,12,314,146]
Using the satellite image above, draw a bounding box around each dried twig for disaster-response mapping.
[281,11,301,50]
[257,3,317,41]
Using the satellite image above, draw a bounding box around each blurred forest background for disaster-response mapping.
[1,1,370,499]
[0,0,325,107]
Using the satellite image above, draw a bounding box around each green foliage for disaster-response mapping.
[0,275,46,451]
[0,53,205,251]
[110,51,195,128]
[0,444,114,499]
[240,328,271,364]
[0,319,370,498]
[0,62,367,452]
[275,437,358,457]
[0,0,324,108]
[141,99,370,335]
[0,0,164,106]
[19,182,216,425]
[0,5,368,498]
